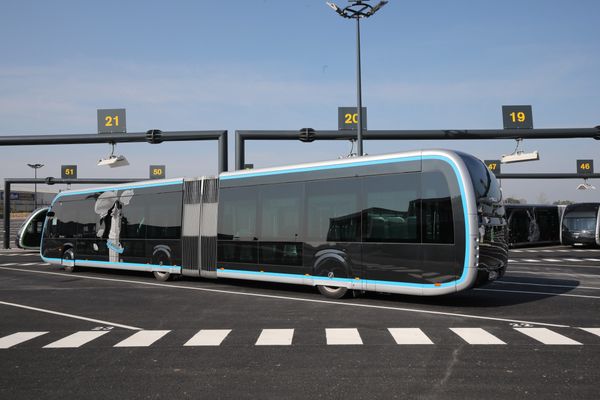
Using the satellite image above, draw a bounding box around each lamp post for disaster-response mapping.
[27,163,44,209]
[326,0,388,156]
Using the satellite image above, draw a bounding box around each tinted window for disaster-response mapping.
[459,154,502,204]
[145,192,182,239]
[120,193,147,239]
[259,183,303,241]
[306,178,360,242]
[421,171,454,243]
[363,173,420,243]
[218,186,258,240]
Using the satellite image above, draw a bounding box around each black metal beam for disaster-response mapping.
[235,127,600,170]
[497,173,600,179]
[0,130,228,173]
[3,178,145,249]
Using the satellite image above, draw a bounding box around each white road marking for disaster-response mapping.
[585,258,600,262]
[580,328,600,338]
[496,280,600,291]
[450,328,506,345]
[508,270,600,279]
[21,262,40,266]
[522,259,540,263]
[44,331,109,348]
[326,328,363,345]
[184,329,231,346]
[564,258,582,262]
[0,266,571,328]
[0,331,48,349]
[474,288,600,299]
[0,263,17,266]
[514,328,581,345]
[508,262,600,269]
[388,328,433,345]
[0,300,142,331]
[114,330,170,347]
[255,329,294,346]
[541,259,561,262]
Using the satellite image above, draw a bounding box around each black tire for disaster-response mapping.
[153,270,172,282]
[62,248,77,273]
[152,250,172,281]
[315,260,350,299]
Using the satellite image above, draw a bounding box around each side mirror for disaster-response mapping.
[46,211,55,218]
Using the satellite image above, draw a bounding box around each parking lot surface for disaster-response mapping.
[1,245,599,399]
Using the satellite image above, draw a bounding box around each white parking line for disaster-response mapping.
[0,300,142,331]
[0,263,17,266]
[388,328,433,345]
[514,328,581,345]
[114,330,170,347]
[450,328,506,345]
[580,328,600,338]
[255,329,294,346]
[0,266,572,328]
[326,328,363,345]
[0,331,48,349]
[44,331,109,348]
[184,329,231,346]
[496,280,600,291]
[474,288,600,299]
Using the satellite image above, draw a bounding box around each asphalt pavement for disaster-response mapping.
[1,245,599,399]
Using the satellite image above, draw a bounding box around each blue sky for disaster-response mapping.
[1,0,599,202]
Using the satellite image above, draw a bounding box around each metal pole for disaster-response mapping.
[356,16,363,156]
[235,131,245,170]
[3,181,10,249]
[218,131,228,173]
[34,168,37,209]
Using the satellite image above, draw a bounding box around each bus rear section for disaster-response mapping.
[39,177,220,281]
[561,203,600,247]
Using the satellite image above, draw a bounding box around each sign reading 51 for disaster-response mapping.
[61,165,78,179]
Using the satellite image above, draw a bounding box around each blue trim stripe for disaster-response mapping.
[220,153,472,290]
[41,255,181,272]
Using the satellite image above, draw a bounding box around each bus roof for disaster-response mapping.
[219,149,462,180]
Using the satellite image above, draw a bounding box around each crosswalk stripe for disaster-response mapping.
[450,328,506,345]
[0,331,48,349]
[255,329,294,346]
[585,258,600,262]
[183,329,231,346]
[542,259,561,262]
[21,262,39,266]
[522,259,540,262]
[114,330,170,347]
[514,328,581,345]
[326,328,363,345]
[580,328,600,338]
[388,328,433,345]
[0,263,17,266]
[564,258,582,262]
[44,331,109,348]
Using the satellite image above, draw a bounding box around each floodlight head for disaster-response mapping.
[501,151,540,164]
[367,0,388,15]
[97,155,129,168]
[577,182,596,190]
[326,2,340,11]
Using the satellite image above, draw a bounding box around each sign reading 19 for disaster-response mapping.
[508,111,526,123]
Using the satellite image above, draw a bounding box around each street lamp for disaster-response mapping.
[326,0,388,156]
[27,163,44,209]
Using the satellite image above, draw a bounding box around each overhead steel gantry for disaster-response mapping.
[0,130,228,173]
[235,127,600,170]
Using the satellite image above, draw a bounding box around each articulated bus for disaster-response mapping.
[40,150,508,298]
[561,203,600,247]
[504,205,562,248]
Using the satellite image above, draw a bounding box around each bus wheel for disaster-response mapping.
[316,262,349,299]
[62,248,77,273]
[153,271,172,282]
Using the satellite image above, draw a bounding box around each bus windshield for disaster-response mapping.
[563,213,596,232]
[458,153,503,219]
